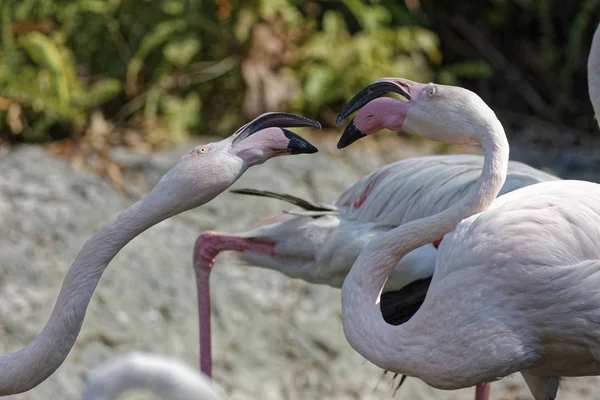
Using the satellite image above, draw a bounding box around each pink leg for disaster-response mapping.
[474,383,491,400]
[192,232,276,379]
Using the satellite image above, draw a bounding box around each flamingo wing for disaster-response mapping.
[335,154,557,227]
[230,188,338,218]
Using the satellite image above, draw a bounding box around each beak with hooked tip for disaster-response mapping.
[336,80,411,149]
[336,120,366,149]
[281,128,319,154]
[230,112,320,165]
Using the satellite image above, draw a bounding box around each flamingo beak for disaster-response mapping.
[229,113,320,165]
[280,128,319,154]
[336,80,411,149]
[336,120,365,149]
[231,112,321,147]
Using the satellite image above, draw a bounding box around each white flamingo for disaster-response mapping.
[193,154,558,395]
[81,353,227,400]
[332,25,600,399]
[0,112,319,395]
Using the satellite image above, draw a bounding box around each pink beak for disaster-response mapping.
[336,79,412,148]
[231,112,320,155]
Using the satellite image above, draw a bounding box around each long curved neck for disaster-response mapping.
[81,353,224,400]
[589,23,600,128]
[0,191,174,395]
[341,119,509,375]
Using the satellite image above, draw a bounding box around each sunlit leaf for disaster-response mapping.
[164,36,200,67]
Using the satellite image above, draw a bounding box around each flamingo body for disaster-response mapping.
[390,180,600,394]
[195,153,558,396]
[436,180,600,377]
[333,36,600,397]
[237,154,558,291]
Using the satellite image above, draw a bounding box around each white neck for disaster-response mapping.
[589,24,600,128]
[0,191,175,394]
[81,353,225,400]
[340,118,509,375]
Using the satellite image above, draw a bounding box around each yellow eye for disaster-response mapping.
[428,87,436,98]
[196,146,208,154]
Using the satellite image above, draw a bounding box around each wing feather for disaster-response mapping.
[335,154,558,226]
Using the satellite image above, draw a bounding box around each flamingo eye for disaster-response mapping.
[196,146,208,154]
[428,87,436,98]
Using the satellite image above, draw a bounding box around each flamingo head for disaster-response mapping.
[336,78,497,148]
[217,112,320,165]
[150,113,320,216]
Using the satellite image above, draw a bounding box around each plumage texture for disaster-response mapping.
[339,24,600,398]
[423,180,600,390]
[335,154,556,225]
[190,154,555,392]
[81,352,227,400]
[237,154,558,291]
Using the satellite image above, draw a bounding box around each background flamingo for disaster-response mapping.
[0,112,318,395]
[335,52,600,399]
[81,353,227,400]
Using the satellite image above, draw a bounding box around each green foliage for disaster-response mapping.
[0,0,447,142]
[291,9,440,114]
[0,0,124,139]
[0,19,122,138]
[1,0,598,143]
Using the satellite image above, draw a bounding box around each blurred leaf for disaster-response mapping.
[20,32,70,105]
[164,36,201,67]
[161,0,185,16]
[72,79,123,109]
[126,19,187,92]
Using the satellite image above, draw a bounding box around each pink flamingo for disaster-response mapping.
[0,112,319,395]
[333,57,600,400]
[330,24,600,400]
[193,153,557,394]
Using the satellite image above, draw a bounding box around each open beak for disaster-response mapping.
[232,112,320,154]
[336,80,411,149]
[229,112,320,165]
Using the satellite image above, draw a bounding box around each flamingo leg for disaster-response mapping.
[474,383,491,400]
[192,232,276,379]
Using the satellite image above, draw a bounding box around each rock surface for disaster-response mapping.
[0,137,599,400]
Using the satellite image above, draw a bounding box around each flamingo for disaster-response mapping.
[333,33,600,398]
[0,112,319,395]
[193,154,558,389]
[81,353,227,400]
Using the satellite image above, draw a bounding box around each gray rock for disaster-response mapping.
[0,142,599,400]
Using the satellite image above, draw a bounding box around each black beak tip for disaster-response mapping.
[336,120,366,149]
[335,114,345,127]
[311,119,322,130]
[298,142,319,154]
[289,139,319,154]
[283,128,319,154]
